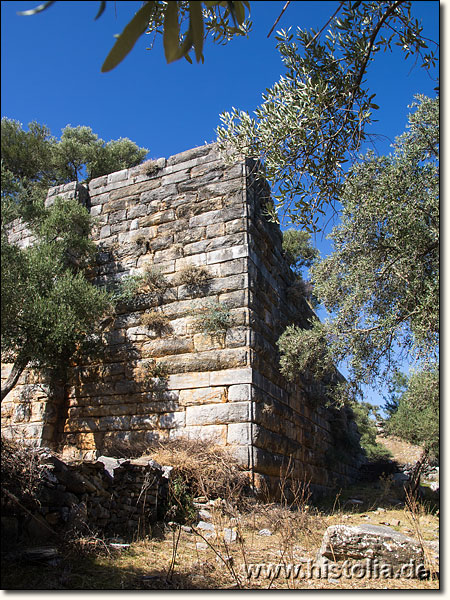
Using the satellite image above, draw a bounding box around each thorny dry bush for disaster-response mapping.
[1,437,47,509]
[149,438,251,505]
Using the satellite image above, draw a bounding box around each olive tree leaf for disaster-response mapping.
[101,1,156,72]
[163,1,181,63]
[94,1,107,20]
[17,1,55,16]
[189,0,205,62]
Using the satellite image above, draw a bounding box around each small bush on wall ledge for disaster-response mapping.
[197,301,232,335]
[141,310,172,336]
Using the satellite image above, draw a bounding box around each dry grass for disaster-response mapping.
[376,435,423,465]
[176,265,210,290]
[1,437,439,590]
[1,437,47,508]
[148,438,250,503]
[1,499,439,590]
[141,310,172,336]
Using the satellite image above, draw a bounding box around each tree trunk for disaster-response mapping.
[408,448,429,499]
[1,356,29,402]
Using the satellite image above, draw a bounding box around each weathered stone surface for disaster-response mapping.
[170,424,227,444]
[186,401,250,426]
[317,525,424,575]
[228,384,252,403]
[227,422,252,445]
[179,387,227,406]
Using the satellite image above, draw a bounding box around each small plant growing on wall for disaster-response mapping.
[136,359,169,394]
[114,273,146,303]
[176,265,210,296]
[198,300,232,335]
[140,159,160,177]
[143,266,170,297]
[141,310,172,336]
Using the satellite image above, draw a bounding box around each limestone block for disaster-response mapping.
[127,204,148,220]
[225,326,248,348]
[228,445,250,469]
[218,290,246,309]
[224,163,245,179]
[141,336,195,358]
[146,234,174,253]
[206,245,248,266]
[109,179,161,201]
[317,525,424,575]
[228,384,252,403]
[206,222,225,238]
[107,168,128,184]
[193,333,224,352]
[167,372,210,390]
[161,170,190,186]
[159,411,186,429]
[140,183,178,204]
[166,144,218,167]
[153,246,182,263]
[174,226,206,245]
[129,415,159,430]
[179,387,226,407]
[209,367,252,386]
[90,205,103,217]
[227,422,252,445]
[165,348,248,374]
[164,155,212,176]
[100,225,111,239]
[197,180,244,201]
[174,254,208,271]
[186,401,250,426]
[89,175,108,190]
[170,424,227,445]
[252,446,286,478]
[219,259,246,277]
[140,209,176,227]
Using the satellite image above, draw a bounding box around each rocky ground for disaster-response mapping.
[1,435,439,590]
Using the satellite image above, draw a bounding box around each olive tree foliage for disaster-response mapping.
[385,367,439,459]
[217,1,438,231]
[282,228,319,273]
[1,199,112,402]
[277,95,439,404]
[1,118,148,208]
[282,228,320,308]
[1,119,148,401]
[18,1,252,72]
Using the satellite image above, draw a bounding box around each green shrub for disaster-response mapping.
[351,401,392,462]
[114,274,145,302]
[198,301,232,334]
[164,474,197,524]
[282,229,319,271]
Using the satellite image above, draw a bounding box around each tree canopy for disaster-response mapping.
[1,198,112,401]
[1,119,148,401]
[217,1,438,231]
[385,367,439,459]
[277,94,439,404]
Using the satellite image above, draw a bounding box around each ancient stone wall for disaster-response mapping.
[2,143,362,493]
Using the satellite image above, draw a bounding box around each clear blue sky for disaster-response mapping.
[1,1,440,410]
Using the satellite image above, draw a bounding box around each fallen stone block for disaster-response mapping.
[317,524,425,577]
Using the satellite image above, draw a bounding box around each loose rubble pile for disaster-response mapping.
[2,451,171,543]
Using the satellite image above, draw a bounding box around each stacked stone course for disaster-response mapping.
[2,143,361,494]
